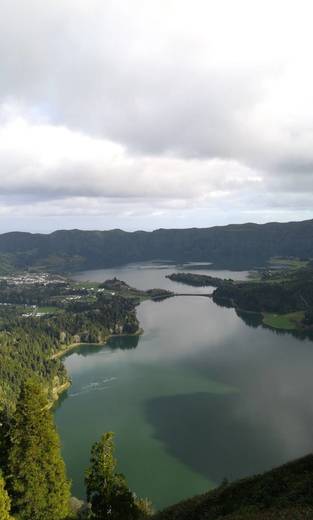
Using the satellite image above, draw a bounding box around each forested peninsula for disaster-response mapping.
[0,273,172,412]
[167,260,313,332]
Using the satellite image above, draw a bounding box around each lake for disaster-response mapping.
[54,262,313,510]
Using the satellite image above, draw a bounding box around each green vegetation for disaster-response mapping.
[0,276,139,411]
[268,256,309,269]
[0,316,69,412]
[167,262,313,333]
[302,308,313,326]
[0,380,149,520]
[4,380,71,520]
[86,432,152,519]
[262,311,305,330]
[2,384,313,520]
[0,255,15,276]
[213,263,313,318]
[166,272,232,288]
[100,279,173,302]
[0,472,13,520]
[153,455,313,520]
[2,383,313,520]
[0,274,174,411]
[1,220,313,272]
[36,306,63,314]
[1,246,313,517]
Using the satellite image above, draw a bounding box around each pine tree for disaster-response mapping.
[0,472,13,520]
[7,379,70,520]
[0,407,12,476]
[85,432,139,520]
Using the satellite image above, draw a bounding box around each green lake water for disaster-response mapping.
[54,263,313,510]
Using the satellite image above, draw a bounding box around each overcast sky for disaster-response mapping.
[1,0,313,233]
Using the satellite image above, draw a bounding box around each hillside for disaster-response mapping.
[0,274,142,411]
[153,455,313,520]
[213,272,313,314]
[1,219,313,272]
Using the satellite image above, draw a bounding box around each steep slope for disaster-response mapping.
[153,455,313,520]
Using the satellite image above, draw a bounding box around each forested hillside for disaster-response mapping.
[213,263,313,315]
[166,263,313,332]
[0,276,141,411]
[1,219,313,272]
[0,381,152,519]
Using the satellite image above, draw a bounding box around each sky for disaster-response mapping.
[1,0,313,233]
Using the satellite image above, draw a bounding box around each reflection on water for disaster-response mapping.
[145,392,282,483]
[109,335,140,350]
[237,308,313,341]
[54,263,313,510]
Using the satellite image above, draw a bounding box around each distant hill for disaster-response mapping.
[153,454,313,520]
[0,219,313,272]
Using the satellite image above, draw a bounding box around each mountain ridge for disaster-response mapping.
[0,218,313,272]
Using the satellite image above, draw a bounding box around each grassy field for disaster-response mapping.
[248,257,311,284]
[269,257,309,269]
[69,280,100,289]
[262,311,305,330]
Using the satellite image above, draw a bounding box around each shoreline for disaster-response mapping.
[49,381,72,409]
[50,328,144,404]
[51,327,144,360]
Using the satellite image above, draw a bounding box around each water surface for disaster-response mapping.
[55,263,313,509]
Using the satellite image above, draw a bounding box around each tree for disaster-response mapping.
[134,497,154,518]
[7,379,70,520]
[0,472,13,520]
[85,432,140,520]
[0,407,12,475]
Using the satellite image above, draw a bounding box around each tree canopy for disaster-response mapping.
[0,472,13,520]
[85,432,140,520]
[7,380,70,520]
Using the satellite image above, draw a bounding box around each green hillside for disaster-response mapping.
[153,455,313,520]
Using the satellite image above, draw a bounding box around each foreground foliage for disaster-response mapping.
[86,432,152,520]
[5,380,70,520]
[1,383,152,520]
[0,472,13,520]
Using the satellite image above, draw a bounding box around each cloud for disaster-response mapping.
[0,110,261,201]
[0,0,313,230]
